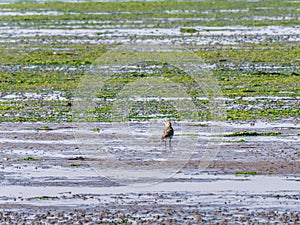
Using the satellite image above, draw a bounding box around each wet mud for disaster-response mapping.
[0,122,299,223]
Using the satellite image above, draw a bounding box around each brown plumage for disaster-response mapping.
[162,121,174,147]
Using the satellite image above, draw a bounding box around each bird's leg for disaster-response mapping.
[169,139,171,147]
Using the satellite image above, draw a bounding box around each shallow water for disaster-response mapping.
[0,174,299,211]
[0,91,67,101]
[2,26,299,45]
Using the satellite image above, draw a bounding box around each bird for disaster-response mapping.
[162,121,174,147]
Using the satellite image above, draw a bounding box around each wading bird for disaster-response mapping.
[162,121,174,147]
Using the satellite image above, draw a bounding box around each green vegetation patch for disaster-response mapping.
[0,44,106,66]
[35,126,53,131]
[92,128,100,132]
[23,157,40,161]
[180,27,198,33]
[225,131,281,137]
[1,1,299,27]
[197,43,300,65]
[69,163,83,167]
[234,171,259,176]
[0,1,299,122]
[0,99,72,123]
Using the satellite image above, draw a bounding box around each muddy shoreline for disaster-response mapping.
[0,121,299,223]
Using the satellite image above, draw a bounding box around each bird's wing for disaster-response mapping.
[162,128,173,138]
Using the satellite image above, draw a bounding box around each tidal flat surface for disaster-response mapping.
[0,121,299,223]
[0,0,299,223]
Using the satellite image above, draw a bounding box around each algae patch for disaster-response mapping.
[225,131,281,137]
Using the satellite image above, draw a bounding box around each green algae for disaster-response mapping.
[23,157,40,161]
[69,163,83,167]
[0,44,106,66]
[234,171,259,176]
[180,28,198,33]
[224,131,281,137]
[0,1,299,122]
[1,1,299,27]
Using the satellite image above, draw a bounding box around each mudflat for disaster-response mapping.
[0,121,299,223]
[0,0,299,223]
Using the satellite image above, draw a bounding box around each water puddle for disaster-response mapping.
[1,25,300,45]
[0,175,298,207]
[0,138,76,145]
[0,91,68,101]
